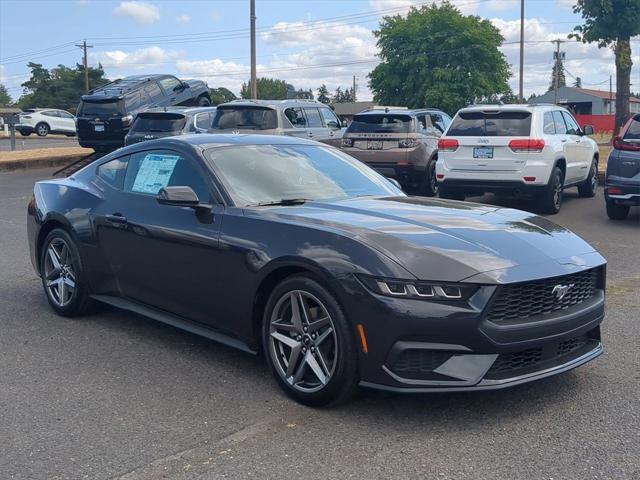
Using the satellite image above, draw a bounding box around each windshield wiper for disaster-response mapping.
[246,198,310,207]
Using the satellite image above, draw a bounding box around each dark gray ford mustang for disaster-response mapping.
[27,134,606,406]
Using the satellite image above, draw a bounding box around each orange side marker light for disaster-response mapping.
[356,323,369,354]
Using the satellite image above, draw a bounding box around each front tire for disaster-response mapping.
[606,199,630,220]
[36,122,49,137]
[578,159,598,198]
[262,275,359,407]
[40,229,95,317]
[540,166,564,214]
[19,130,31,136]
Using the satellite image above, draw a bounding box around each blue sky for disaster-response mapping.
[1,0,638,103]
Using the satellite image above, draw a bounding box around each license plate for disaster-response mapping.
[94,124,105,132]
[473,146,493,159]
[367,140,383,150]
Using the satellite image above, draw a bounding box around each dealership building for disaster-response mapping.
[529,86,640,115]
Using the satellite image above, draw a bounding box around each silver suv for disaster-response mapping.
[339,107,451,196]
[210,99,345,147]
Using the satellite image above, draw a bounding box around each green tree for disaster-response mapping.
[17,62,109,111]
[209,87,237,105]
[571,0,640,132]
[573,77,583,88]
[369,2,511,114]
[240,77,288,99]
[333,86,356,103]
[549,55,567,91]
[317,84,331,104]
[0,84,12,106]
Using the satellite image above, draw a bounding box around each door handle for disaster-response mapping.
[307,132,313,137]
[561,139,567,143]
[105,213,127,224]
[329,131,334,136]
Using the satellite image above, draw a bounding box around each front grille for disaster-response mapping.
[487,268,600,325]
[486,334,593,379]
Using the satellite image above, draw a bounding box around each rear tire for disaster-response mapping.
[540,166,564,214]
[197,96,211,106]
[606,199,630,220]
[418,160,439,197]
[262,275,359,407]
[40,228,95,317]
[19,130,31,136]
[578,159,598,198]
[35,122,49,137]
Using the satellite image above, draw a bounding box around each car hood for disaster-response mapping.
[250,196,604,283]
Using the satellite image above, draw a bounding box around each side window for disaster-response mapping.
[96,156,128,189]
[319,108,341,129]
[42,111,58,117]
[158,77,182,94]
[562,112,580,135]
[145,82,164,103]
[284,107,306,128]
[552,111,567,134]
[304,107,323,128]
[62,111,74,119]
[125,91,145,112]
[194,112,211,130]
[543,112,556,134]
[429,113,446,133]
[124,150,210,202]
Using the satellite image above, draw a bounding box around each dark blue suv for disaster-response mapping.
[605,114,640,220]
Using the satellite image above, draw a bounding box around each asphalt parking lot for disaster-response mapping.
[1,167,638,480]
[0,136,79,151]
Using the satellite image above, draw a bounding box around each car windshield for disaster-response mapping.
[347,114,412,133]
[212,106,278,130]
[205,144,403,206]
[448,111,532,136]
[79,100,122,116]
[130,113,186,133]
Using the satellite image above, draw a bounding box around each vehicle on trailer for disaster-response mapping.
[16,108,76,137]
[28,134,605,406]
[604,113,640,220]
[124,106,217,146]
[340,107,451,196]
[76,74,211,151]
[210,99,345,147]
[436,104,599,213]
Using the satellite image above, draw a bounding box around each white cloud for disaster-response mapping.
[176,13,190,24]
[556,0,576,9]
[92,46,179,72]
[113,1,160,25]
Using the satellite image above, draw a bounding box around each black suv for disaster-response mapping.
[76,75,210,151]
[124,106,217,146]
[605,113,640,220]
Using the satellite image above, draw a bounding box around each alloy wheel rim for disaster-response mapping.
[554,179,562,209]
[269,290,338,393]
[38,125,47,135]
[591,165,598,190]
[44,238,76,307]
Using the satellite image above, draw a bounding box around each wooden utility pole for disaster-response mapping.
[353,75,357,102]
[75,40,93,92]
[249,0,257,99]
[518,0,524,102]
[609,75,613,115]
[552,39,565,105]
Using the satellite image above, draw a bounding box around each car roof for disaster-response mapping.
[218,99,323,109]
[139,106,217,115]
[82,75,176,100]
[459,103,564,113]
[355,108,444,117]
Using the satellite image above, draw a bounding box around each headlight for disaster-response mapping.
[121,114,134,127]
[357,275,477,301]
[341,138,354,147]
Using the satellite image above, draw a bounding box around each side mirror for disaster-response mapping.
[341,120,347,128]
[386,177,402,190]
[157,186,206,209]
[582,124,594,136]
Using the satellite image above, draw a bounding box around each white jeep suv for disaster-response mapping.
[436,104,599,213]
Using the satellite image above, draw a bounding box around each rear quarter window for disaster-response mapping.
[623,116,640,140]
[448,111,531,136]
[96,157,128,189]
